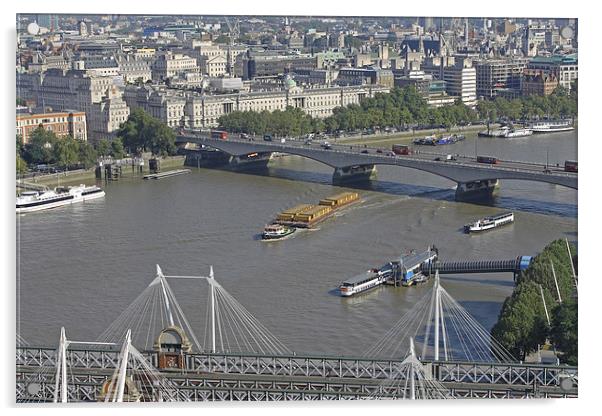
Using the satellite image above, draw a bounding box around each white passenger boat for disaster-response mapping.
[339,268,389,296]
[464,212,514,233]
[530,120,574,133]
[504,128,533,138]
[16,184,105,213]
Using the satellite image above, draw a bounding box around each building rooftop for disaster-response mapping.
[530,53,577,65]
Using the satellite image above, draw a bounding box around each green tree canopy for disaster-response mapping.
[110,137,125,159]
[491,239,578,363]
[53,136,81,168]
[218,107,318,137]
[22,127,58,165]
[78,142,98,169]
[16,154,27,174]
[117,108,176,156]
[95,139,111,157]
[550,300,577,365]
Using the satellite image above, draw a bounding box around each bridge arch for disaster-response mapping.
[176,136,577,194]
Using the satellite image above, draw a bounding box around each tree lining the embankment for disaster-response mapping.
[491,239,578,365]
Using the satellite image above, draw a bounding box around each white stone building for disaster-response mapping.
[152,52,199,82]
[26,69,130,142]
[88,86,130,142]
[117,55,153,83]
[443,58,477,107]
[124,84,390,128]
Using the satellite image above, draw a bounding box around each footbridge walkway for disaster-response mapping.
[16,346,578,401]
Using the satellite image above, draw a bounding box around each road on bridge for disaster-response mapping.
[177,132,578,190]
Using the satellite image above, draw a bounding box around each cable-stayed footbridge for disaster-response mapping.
[16,266,577,402]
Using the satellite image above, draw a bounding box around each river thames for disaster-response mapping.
[16,130,577,356]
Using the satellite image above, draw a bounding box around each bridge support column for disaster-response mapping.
[184,150,230,168]
[332,165,376,185]
[455,179,499,202]
[228,152,272,171]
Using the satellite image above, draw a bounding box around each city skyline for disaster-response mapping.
[14,8,580,406]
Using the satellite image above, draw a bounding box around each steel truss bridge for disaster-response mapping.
[16,346,578,401]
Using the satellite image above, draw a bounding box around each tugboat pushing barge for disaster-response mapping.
[274,192,360,229]
[260,192,360,241]
[261,224,296,241]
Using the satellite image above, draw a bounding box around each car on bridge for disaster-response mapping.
[360,149,369,154]
[263,134,273,142]
[321,142,332,150]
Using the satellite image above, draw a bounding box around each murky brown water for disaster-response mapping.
[17,130,577,356]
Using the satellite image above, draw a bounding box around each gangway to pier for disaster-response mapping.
[422,256,532,279]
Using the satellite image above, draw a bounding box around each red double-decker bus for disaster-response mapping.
[211,130,228,140]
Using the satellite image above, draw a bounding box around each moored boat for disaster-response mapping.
[504,128,533,138]
[530,120,574,133]
[478,126,510,137]
[339,268,388,296]
[16,184,105,214]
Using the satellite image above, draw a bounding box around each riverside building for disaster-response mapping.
[16,110,87,143]
[124,83,389,128]
[443,58,477,107]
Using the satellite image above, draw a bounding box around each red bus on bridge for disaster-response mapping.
[392,144,411,155]
[564,160,578,172]
[211,130,228,140]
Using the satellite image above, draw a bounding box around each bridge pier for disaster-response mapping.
[228,152,272,171]
[455,179,499,202]
[184,150,272,171]
[184,149,230,168]
[332,165,376,185]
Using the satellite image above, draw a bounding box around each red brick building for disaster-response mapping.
[16,110,87,144]
[521,69,559,96]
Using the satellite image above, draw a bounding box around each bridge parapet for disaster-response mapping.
[17,346,577,387]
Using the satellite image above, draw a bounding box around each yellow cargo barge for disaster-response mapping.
[274,191,360,228]
[276,204,313,222]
